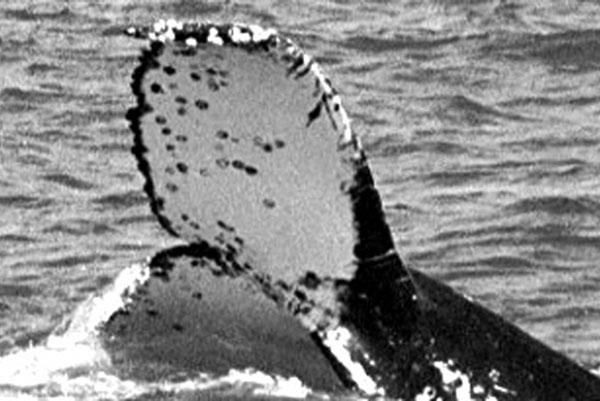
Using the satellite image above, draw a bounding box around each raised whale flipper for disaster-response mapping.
[125,21,600,400]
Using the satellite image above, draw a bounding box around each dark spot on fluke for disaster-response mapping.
[307,101,322,126]
[263,198,276,208]
[207,77,219,91]
[176,162,188,173]
[228,159,259,175]
[163,66,176,75]
[217,220,235,232]
[150,83,163,93]
[195,99,209,110]
[216,158,229,168]
[299,271,321,290]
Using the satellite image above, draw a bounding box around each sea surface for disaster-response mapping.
[0,0,599,400]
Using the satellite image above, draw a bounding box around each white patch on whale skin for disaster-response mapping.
[432,360,515,401]
[433,360,474,401]
[207,27,223,45]
[249,24,277,42]
[229,25,251,44]
[185,37,198,47]
[415,385,437,401]
[319,327,384,397]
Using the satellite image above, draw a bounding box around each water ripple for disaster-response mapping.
[39,173,95,191]
[91,191,147,210]
[42,219,115,236]
[0,195,54,209]
[340,34,460,52]
[505,196,600,216]
[4,7,75,22]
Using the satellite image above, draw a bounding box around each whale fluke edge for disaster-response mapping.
[122,20,600,400]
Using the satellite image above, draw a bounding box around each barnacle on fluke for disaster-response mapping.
[124,20,600,400]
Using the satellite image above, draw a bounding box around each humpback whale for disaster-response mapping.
[118,20,600,400]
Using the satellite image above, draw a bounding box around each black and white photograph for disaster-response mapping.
[0,1,599,400]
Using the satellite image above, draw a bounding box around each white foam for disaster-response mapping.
[319,327,383,397]
[0,264,150,387]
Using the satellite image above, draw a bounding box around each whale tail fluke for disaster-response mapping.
[125,20,415,319]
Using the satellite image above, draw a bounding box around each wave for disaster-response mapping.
[42,219,114,236]
[0,195,54,209]
[4,7,75,22]
[498,95,600,108]
[0,87,65,104]
[366,138,470,158]
[505,196,600,216]
[91,191,148,210]
[39,173,95,191]
[25,63,61,76]
[340,34,460,52]
[37,254,111,269]
[434,94,530,125]
[481,29,600,72]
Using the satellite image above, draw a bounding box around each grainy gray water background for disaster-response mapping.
[1,0,599,396]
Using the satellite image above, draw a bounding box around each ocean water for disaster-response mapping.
[0,0,599,399]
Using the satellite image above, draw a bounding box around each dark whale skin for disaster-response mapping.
[342,257,600,400]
